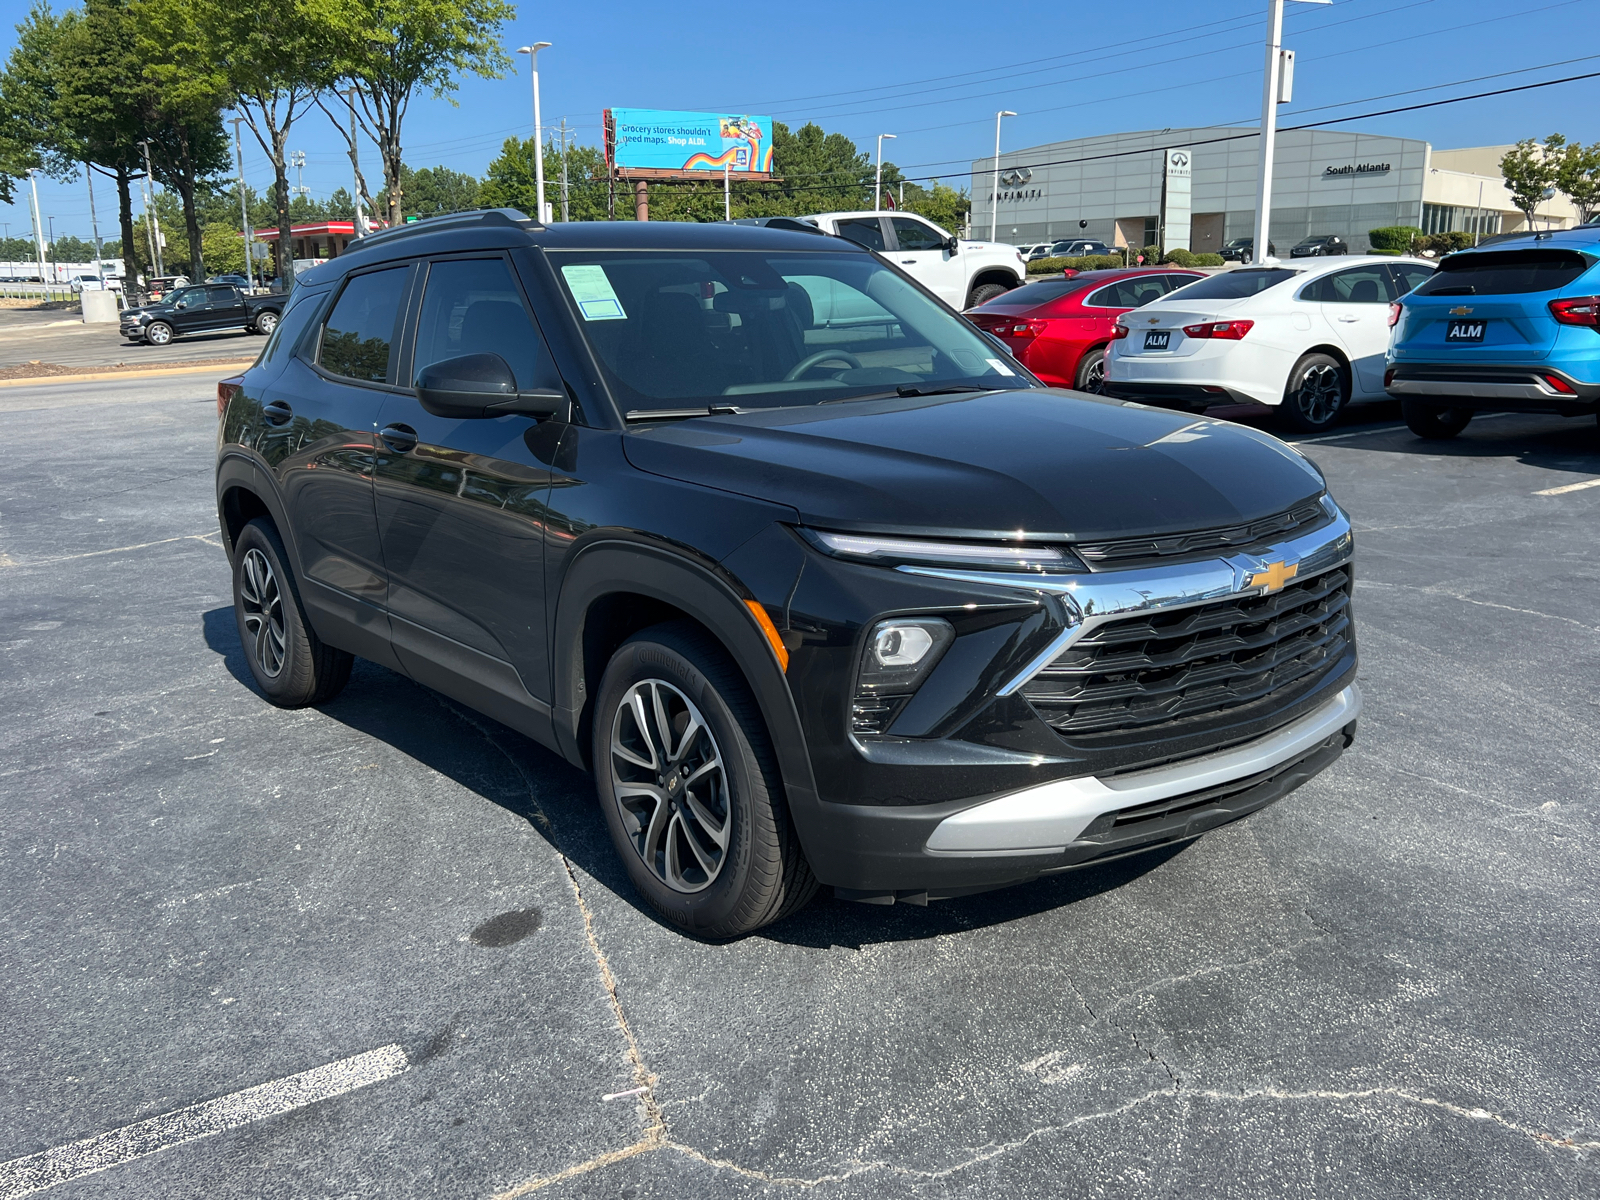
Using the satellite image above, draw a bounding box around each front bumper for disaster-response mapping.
[1385,362,1600,413]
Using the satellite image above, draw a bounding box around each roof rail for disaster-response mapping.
[355,207,537,249]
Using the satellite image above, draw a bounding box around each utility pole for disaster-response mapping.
[230,118,254,289]
[85,162,106,286]
[27,170,48,290]
[1252,0,1327,265]
[137,140,166,276]
[346,88,368,236]
[559,118,570,223]
[47,215,56,283]
[875,133,896,211]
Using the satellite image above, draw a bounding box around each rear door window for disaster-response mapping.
[1301,265,1395,303]
[1413,249,1593,296]
[319,267,409,383]
[835,218,887,251]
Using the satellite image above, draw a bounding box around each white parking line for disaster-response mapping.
[1536,477,1600,495]
[0,1044,408,1198]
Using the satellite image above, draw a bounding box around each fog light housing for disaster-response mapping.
[851,617,954,737]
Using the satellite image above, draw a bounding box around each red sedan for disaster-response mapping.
[965,267,1205,392]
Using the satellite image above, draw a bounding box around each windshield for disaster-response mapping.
[1168,268,1298,300]
[552,250,1036,413]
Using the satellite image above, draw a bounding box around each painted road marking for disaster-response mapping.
[1535,477,1600,496]
[0,1044,408,1198]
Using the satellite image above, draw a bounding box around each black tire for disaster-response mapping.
[254,309,279,336]
[1241,251,1253,265]
[1074,346,1107,394]
[592,621,818,937]
[967,282,1010,308]
[145,320,173,346]
[1279,352,1349,433]
[231,517,352,707]
[1401,398,1474,440]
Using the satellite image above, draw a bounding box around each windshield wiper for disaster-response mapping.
[624,404,744,423]
[893,384,995,397]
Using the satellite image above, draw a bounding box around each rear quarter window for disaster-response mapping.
[1414,249,1594,296]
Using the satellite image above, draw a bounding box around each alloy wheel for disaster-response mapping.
[257,312,278,335]
[609,679,730,893]
[147,323,172,345]
[239,547,286,677]
[1294,363,1343,426]
[1080,355,1106,394]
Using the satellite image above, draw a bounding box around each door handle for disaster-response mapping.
[378,423,418,454]
[262,400,293,425]
[1337,315,1361,322]
[901,259,916,264]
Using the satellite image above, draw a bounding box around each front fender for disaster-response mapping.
[551,538,825,857]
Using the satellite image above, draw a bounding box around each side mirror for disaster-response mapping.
[945,236,960,253]
[415,352,565,420]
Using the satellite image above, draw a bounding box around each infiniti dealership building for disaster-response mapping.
[970,126,1580,253]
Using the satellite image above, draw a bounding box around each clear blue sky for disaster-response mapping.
[5,0,1598,243]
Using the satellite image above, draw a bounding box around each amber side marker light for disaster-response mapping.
[744,600,790,672]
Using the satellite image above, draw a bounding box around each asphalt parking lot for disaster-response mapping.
[0,307,260,373]
[2,377,1597,1199]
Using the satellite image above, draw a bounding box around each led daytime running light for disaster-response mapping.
[811,530,1070,572]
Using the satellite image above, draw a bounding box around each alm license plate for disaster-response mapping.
[1143,330,1171,350]
[1445,319,1487,343]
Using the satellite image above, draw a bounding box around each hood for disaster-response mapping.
[622,389,1325,542]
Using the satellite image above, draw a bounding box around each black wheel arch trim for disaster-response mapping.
[215,450,303,572]
[551,537,825,854]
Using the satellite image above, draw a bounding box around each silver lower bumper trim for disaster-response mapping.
[924,684,1361,856]
[1387,378,1566,401]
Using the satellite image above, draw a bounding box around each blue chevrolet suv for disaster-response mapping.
[1385,223,1600,438]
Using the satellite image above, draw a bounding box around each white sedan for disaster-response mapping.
[1103,255,1435,431]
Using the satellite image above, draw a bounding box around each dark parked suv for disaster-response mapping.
[216,209,1361,936]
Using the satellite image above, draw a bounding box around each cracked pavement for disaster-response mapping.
[1,377,1596,1198]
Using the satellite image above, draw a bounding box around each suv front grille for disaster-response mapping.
[1072,500,1328,569]
[1021,565,1352,737]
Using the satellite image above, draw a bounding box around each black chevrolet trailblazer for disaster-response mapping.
[214,211,1360,936]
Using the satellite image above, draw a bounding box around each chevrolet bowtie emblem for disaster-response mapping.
[1249,560,1298,593]
[1450,305,1473,316]
[1148,317,1159,324]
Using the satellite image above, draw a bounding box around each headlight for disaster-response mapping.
[805,529,1081,573]
[852,617,954,737]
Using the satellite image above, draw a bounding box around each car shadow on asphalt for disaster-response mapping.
[201,606,1190,946]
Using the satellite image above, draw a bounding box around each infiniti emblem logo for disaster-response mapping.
[1000,166,1032,187]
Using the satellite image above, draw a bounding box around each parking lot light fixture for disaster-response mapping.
[516,43,553,224]
[875,134,896,211]
[1253,0,1329,267]
[991,111,1016,242]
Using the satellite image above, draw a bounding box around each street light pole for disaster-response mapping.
[516,43,553,223]
[875,133,896,211]
[1252,0,1327,266]
[991,111,1016,242]
[231,118,254,290]
[47,215,56,283]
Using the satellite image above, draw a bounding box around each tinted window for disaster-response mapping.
[1170,268,1298,300]
[835,218,886,251]
[1302,265,1394,304]
[320,267,408,383]
[1389,263,1435,295]
[1413,249,1593,296]
[552,250,1032,412]
[413,258,555,390]
[1086,277,1173,308]
[892,218,945,252]
[977,277,1096,307]
[262,287,329,366]
[207,286,237,304]
[1163,273,1204,293]
[169,287,202,307]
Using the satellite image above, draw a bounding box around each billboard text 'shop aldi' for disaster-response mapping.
[606,109,775,175]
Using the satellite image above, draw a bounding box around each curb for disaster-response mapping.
[0,360,255,389]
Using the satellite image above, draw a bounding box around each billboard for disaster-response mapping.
[607,108,774,177]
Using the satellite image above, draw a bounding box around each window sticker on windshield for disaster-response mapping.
[985,357,1017,376]
[560,264,627,321]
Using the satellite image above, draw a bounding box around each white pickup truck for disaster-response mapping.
[802,211,1026,310]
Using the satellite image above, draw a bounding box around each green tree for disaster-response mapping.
[1501,135,1566,231]
[377,164,481,217]
[138,0,336,285]
[1556,140,1600,223]
[201,223,246,274]
[327,0,514,225]
[483,136,609,220]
